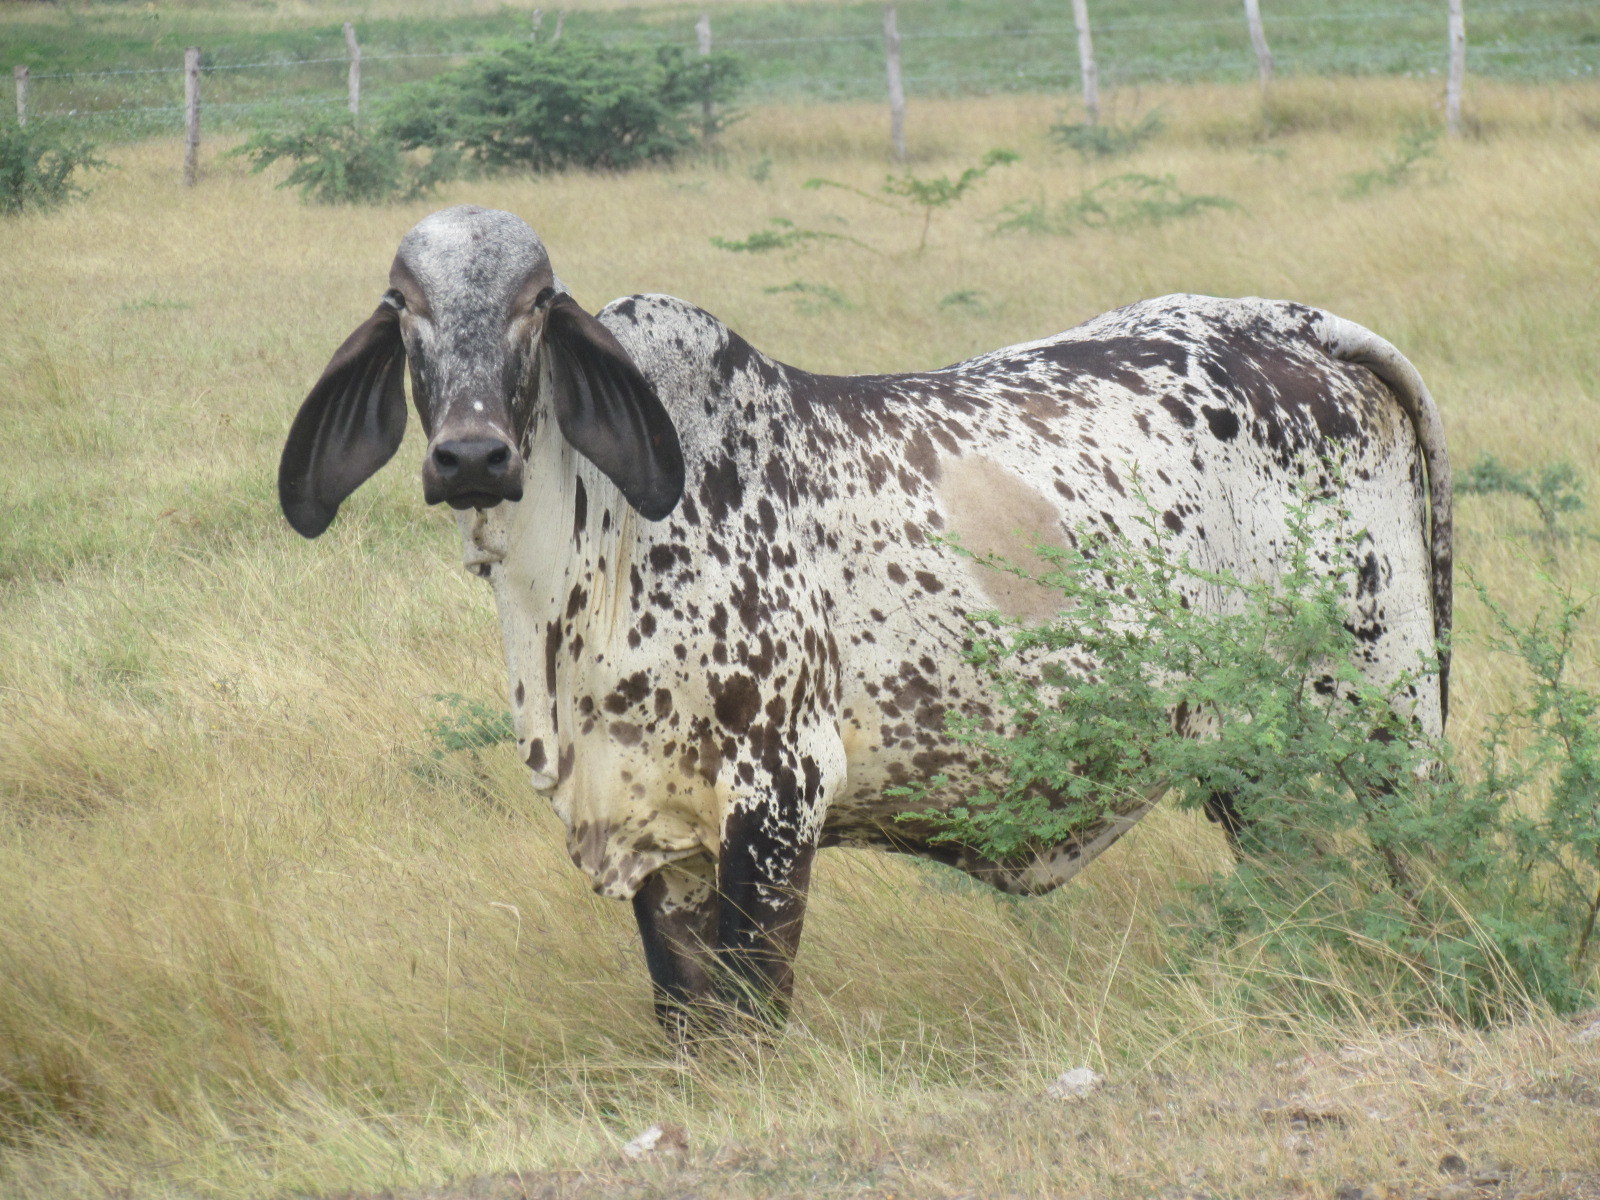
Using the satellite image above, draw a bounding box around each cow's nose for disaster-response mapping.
[425,437,525,508]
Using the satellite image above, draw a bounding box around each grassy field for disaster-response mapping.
[2,74,1599,1198]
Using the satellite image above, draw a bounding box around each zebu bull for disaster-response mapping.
[281,205,1451,1036]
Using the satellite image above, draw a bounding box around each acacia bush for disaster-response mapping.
[991,172,1237,235]
[1458,452,1589,543]
[0,123,106,216]
[800,148,1019,251]
[907,469,1600,1023]
[710,216,863,255]
[1050,110,1165,158]
[1344,121,1444,196]
[229,112,456,205]
[384,37,745,173]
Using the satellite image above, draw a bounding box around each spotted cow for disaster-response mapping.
[280,205,1451,1038]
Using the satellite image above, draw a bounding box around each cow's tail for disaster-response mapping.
[1312,313,1452,725]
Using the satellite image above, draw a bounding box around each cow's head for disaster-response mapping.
[279,205,684,538]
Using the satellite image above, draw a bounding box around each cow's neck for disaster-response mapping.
[456,412,636,792]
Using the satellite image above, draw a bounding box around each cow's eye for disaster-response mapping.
[383,288,407,311]
[533,286,555,309]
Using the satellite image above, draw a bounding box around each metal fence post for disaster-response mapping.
[183,47,201,187]
[884,5,906,162]
[344,23,361,116]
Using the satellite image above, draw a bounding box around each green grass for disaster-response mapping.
[5,0,1597,140]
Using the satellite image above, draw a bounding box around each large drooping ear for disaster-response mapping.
[279,301,408,538]
[540,295,684,521]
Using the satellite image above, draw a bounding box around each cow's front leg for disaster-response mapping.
[632,853,719,1043]
[713,795,820,1029]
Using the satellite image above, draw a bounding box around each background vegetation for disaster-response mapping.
[0,11,1598,1195]
[7,0,1597,139]
[0,122,106,214]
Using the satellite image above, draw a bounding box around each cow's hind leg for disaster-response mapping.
[1177,703,1258,853]
[1202,788,1254,850]
[632,853,719,1044]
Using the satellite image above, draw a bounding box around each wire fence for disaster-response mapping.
[11,0,1599,140]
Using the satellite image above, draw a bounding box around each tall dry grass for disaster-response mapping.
[1,78,1597,1197]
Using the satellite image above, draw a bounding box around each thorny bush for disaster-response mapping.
[902,466,1600,1023]
[384,37,744,174]
[229,112,455,205]
[238,37,745,204]
[0,123,106,216]
[1050,110,1165,159]
[803,148,1019,251]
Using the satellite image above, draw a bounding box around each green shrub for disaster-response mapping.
[992,173,1236,235]
[940,289,993,314]
[1344,122,1443,196]
[762,280,852,314]
[1458,453,1588,544]
[805,148,1018,251]
[0,123,106,216]
[881,148,1019,250]
[383,37,744,173]
[229,112,455,205]
[710,216,864,256]
[902,470,1600,1023]
[426,693,515,758]
[407,694,517,808]
[1050,110,1165,159]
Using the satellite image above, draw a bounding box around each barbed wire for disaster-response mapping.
[27,52,476,81]
[37,96,349,119]
[34,41,1596,124]
[18,0,1595,82]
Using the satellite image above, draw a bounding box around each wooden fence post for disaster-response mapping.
[1071,0,1099,125]
[183,47,200,187]
[344,23,361,116]
[1244,0,1273,98]
[13,65,25,127]
[531,9,543,39]
[1446,0,1466,136]
[696,13,714,144]
[550,10,566,45]
[884,4,906,162]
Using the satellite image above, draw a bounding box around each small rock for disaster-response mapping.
[1045,1066,1105,1101]
[1575,1017,1600,1044]
[621,1122,689,1161]
[1438,1153,1468,1177]
[1333,1187,1367,1200]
